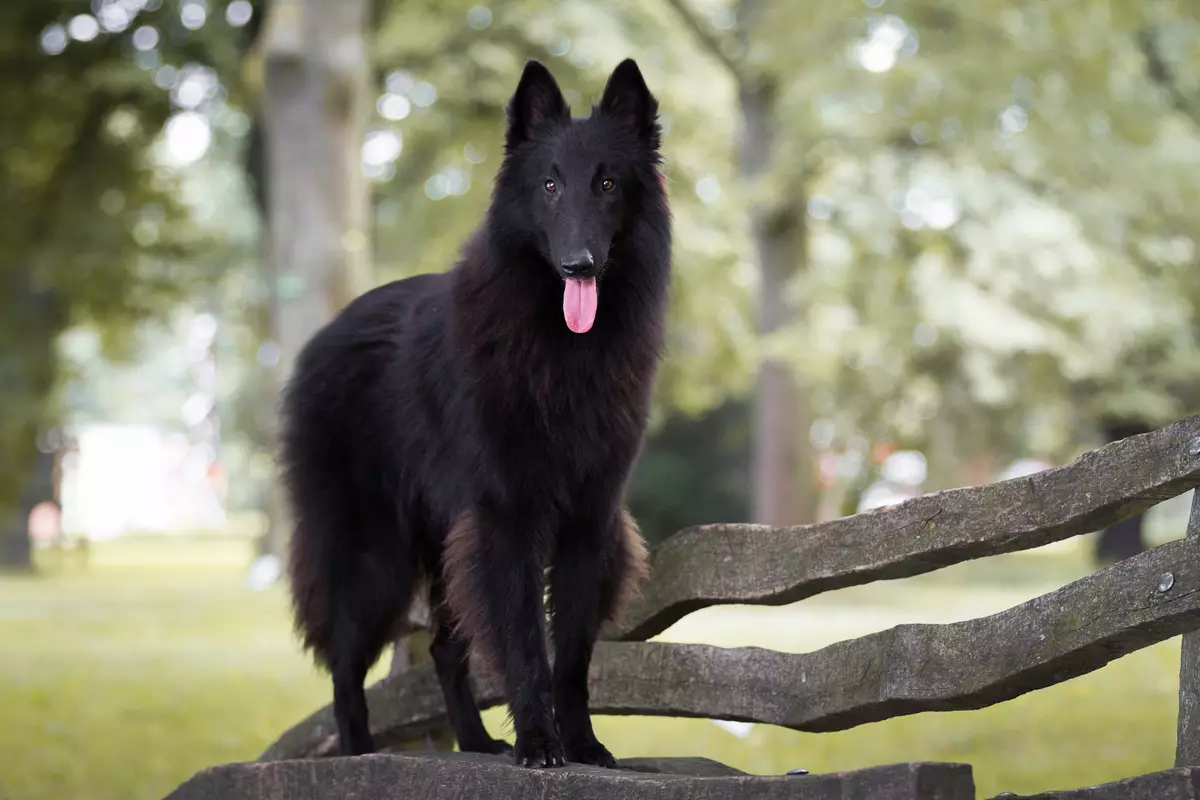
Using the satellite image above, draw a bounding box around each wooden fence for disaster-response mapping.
[168,414,1200,800]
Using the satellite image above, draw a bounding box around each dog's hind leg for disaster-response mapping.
[330,625,375,755]
[324,544,417,756]
[428,576,513,755]
[548,508,648,767]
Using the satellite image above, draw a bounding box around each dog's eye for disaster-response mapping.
[600,178,615,192]
[544,179,556,193]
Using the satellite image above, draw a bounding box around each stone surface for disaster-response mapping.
[168,753,974,800]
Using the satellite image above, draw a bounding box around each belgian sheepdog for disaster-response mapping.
[280,58,670,768]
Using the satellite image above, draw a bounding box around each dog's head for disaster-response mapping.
[494,59,663,333]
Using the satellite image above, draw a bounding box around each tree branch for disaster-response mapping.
[26,90,141,256]
[661,0,744,83]
[1136,26,1200,130]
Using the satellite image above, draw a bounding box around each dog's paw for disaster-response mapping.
[565,738,618,769]
[514,727,566,768]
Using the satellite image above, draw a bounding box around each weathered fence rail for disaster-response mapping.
[169,414,1200,799]
[259,529,1200,761]
[607,415,1200,641]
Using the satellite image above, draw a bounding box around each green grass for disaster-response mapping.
[0,538,1181,800]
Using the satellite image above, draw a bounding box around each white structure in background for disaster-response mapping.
[857,450,928,513]
[709,719,755,739]
[59,423,225,539]
[999,457,1053,481]
[246,553,283,590]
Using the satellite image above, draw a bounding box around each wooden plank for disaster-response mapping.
[169,753,975,800]
[262,537,1200,760]
[985,766,1200,798]
[607,415,1200,642]
[1177,489,1200,766]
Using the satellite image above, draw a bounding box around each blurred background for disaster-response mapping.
[2,0,1199,797]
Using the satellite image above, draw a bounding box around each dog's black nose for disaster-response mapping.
[560,251,594,276]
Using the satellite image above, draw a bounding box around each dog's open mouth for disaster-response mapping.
[563,277,597,334]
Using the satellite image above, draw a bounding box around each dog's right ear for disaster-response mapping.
[506,61,569,149]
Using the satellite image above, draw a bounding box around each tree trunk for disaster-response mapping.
[388,598,455,752]
[258,0,372,556]
[665,0,816,526]
[0,423,35,570]
[0,275,60,570]
[0,434,55,570]
[0,442,38,570]
[737,78,816,526]
[1095,514,1146,565]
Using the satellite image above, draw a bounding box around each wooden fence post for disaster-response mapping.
[1175,488,1200,766]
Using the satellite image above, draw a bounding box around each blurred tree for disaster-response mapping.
[626,400,750,545]
[0,0,265,568]
[14,0,1200,570]
[0,1,249,567]
[652,0,817,526]
[1094,418,1153,564]
[252,0,372,556]
[653,0,1200,524]
[342,0,1200,535]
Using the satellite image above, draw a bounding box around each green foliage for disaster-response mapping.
[591,0,1200,507]
[360,0,1200,480]
[734,0,1200,462]
[10,0,1200,524]
[0,2,254,522]
[626,400,750,545]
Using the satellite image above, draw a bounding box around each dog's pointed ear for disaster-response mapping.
[506,60,569,149]
[599,59,660,149]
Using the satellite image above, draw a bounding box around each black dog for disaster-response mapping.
[280,58,670,768]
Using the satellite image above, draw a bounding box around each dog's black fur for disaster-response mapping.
[280,58,670,768]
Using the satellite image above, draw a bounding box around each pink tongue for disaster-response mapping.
[563,277,598,334]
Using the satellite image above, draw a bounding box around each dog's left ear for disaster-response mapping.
[599,59,661,149]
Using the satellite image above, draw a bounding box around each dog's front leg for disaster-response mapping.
[549,507,647,768]
[444,508,564,768]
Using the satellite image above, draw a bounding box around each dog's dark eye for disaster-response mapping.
[600,178,615,192]
[544,179,556,193]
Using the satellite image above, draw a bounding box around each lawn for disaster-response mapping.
[0,535,1183,800]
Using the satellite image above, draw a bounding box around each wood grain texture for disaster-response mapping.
[607,415,1200,642]
[263,537,1200,760]
[1176,490,1200,767]
[170,753,974,800]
